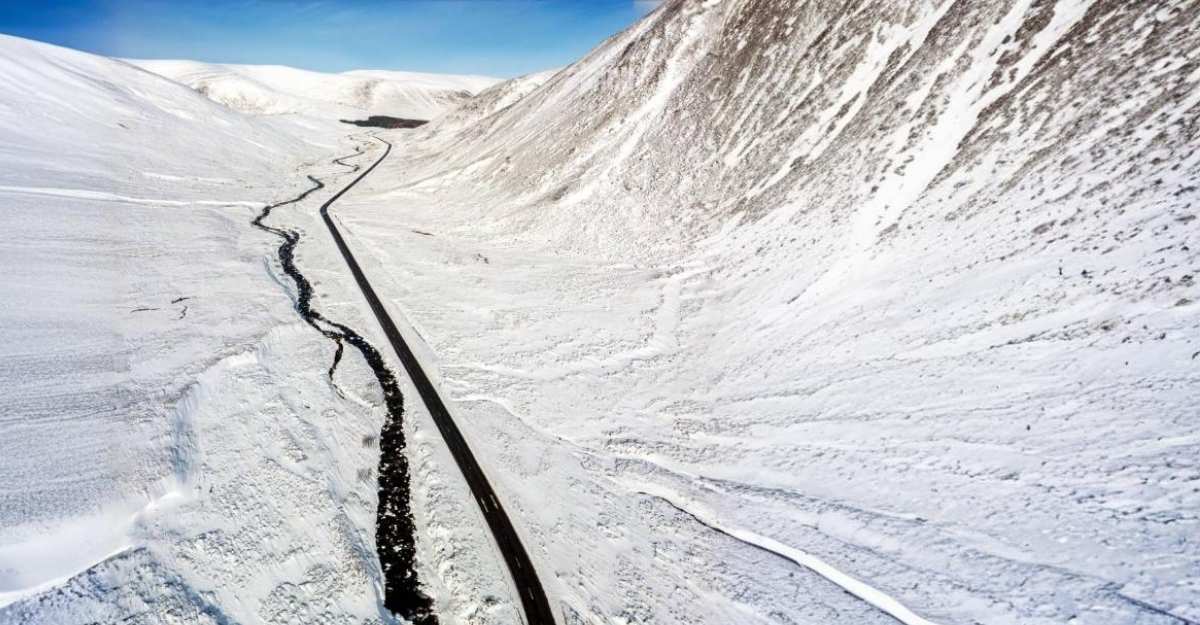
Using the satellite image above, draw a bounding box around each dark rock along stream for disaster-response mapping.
[251,145,437,625]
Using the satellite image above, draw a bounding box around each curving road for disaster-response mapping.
[320,136,557,625]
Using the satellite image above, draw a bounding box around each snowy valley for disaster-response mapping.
[2,1,1199,625]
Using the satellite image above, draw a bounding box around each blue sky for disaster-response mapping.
[0,1,663,77]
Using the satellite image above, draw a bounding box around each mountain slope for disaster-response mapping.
[425,68,560,135]
[331,1,1200,624]
[410,0,1199,255]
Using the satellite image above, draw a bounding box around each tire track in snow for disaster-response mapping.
[252,152,437,625]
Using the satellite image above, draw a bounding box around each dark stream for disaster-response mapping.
[251,150,437,625]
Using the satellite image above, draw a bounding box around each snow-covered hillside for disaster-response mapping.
[422,69,560,135]
[0,34,453,623]
[328,1,1200,624]
[131,59,498,120]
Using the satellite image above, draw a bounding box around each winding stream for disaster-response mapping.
[251,145,437,625]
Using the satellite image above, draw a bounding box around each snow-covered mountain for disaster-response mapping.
[410,0,1199,255]
[130,59,499,120]
[2,0,1199,623]
[331,1,1200,624]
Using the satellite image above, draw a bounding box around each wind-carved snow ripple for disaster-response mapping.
[251,153,438,625]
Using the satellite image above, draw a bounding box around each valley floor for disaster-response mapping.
[3,122,1196,625]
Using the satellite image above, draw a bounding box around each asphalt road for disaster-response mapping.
[320,135,558,625]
